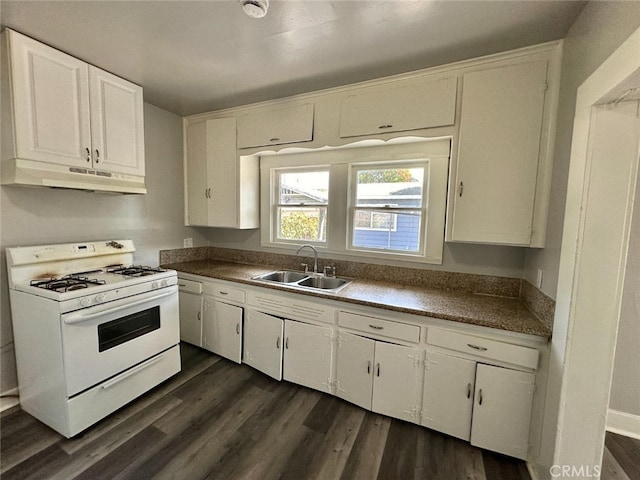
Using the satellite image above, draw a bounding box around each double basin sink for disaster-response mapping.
[252,270,351,293]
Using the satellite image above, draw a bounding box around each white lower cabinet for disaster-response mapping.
[421,350,535,460]
[282,319,333,393]
[178,278,203,347]
[243,309,284,380]
[422,350,475,441]
[470,364,535,460]
[336,331,423,424]
[202,296,243,364]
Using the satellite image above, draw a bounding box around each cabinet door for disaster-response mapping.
[243,309,284,380]
[422,351,476,441]
[450,60,548,245]
[7,29,91,167]
[237,103,314,148]
[202,297,243,364]
[89,67,145,176]
[178,290,203,347]
[185,121,209,226]
[283,320,333,393]
[470,364,535,460]
[339,76,457,138]
[372,342,423,424]
[335,332,375,410]
[206,117,238,227]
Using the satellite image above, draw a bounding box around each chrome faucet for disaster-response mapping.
[296,244,318,274]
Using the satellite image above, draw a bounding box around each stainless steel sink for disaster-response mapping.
[252,270,351,293]
[256,270,308,283]
[297,276,349,290]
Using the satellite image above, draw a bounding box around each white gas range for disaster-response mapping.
[6,240,181,438]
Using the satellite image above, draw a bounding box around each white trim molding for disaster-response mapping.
[607,409,640,440]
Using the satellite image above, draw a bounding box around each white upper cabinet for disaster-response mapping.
[3,29,145,177]
[5,29,91,167]
[184,117,259,228]
[88,67,144,176]
[339,76,457,138]
[448,59,550,246]
[237,103,314,149]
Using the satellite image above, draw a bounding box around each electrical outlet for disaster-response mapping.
[536,269,543,289]
[183,238,193,248]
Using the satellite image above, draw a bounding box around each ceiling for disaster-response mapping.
[0,0,586,116]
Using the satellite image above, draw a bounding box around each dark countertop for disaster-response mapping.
[164,259,551,339]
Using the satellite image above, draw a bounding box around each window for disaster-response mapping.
[275,169,329,243]
[261,139,450,264]
[350,164,425,253]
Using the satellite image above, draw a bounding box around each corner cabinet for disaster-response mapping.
[2,29,144,177]
[448,59,553,246]
[184,117,259,228]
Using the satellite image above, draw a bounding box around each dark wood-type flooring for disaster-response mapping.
[0,343,632,480]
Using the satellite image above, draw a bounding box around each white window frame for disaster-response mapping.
[260,138,450,265]
[349,161,427,255]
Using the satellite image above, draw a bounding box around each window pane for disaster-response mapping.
[356,167,424,208]
[279,171,329,205]
[278,207,327,242]
[352,210,420,252]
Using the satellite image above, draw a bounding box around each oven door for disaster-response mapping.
[60,285,179,397]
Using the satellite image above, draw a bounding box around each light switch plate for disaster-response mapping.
[184,238,193,248]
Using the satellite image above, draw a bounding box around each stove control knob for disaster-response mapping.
[80,297,92,307]
[95,293,106,303]
[161,279,168,287]
[152,281,159,289]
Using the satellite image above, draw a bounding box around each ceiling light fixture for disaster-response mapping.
[239,0,269,19]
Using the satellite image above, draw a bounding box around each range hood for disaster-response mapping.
[1,159,147,194]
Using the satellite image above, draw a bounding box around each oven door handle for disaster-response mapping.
[63,289,176,324]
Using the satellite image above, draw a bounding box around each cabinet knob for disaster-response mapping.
[236,323,240,335]
[459,181,464,197]
[376,362,381,377]
[466,383,472,399]
[467,343,488,352]
[285,337,289,349]
[85,147,91,162]
[269,137,280,142]
[478,388,483,405]
[276,336,281,349]
[367,360,371,374]
[95,149,100,163]
[378,124,393,129]
[197,312,201,321]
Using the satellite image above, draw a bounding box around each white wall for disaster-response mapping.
[0,103,208,394]
[206,207,527,278]
[524,2,640,299]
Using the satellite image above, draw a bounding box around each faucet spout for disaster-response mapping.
[296,244,318,273]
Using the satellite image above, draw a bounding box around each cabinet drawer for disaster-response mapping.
[427,328,538,370]
[203,282,245,303]
[339,76,457,138]
[237,103,314,149]
[338,312,420,344]
[177,278,202,294]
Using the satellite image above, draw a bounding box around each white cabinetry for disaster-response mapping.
[178,278,203,347]
[471,364,535,460]
[202,296,243,364]
[237,103,314,149]
[243,309,284,380]
[339,76,457,138]
[336,312,423,424]
[449,60,549,246]
[282,319,333,393]
[425,328,538,460]
[2,29,144,178]
[184,118,259,228]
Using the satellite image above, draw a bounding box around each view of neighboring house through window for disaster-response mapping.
[351,165,425,253]
[261,138,450,264]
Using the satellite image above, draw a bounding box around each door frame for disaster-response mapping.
[543,25,640,477]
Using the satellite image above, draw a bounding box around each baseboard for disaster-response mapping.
[0,388,20,413]
[607,408,640,440]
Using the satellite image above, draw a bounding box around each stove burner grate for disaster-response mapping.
[30,274,107,293]
[107,265,166,277]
